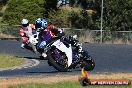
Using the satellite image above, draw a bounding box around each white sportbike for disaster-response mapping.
[43,36,95,72]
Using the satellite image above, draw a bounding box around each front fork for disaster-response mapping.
[71,49,90,69]
[69,50,82,69]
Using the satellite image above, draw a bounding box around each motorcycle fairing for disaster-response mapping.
[51,39,72,67]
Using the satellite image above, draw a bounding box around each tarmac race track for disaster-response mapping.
[0,40,132,77]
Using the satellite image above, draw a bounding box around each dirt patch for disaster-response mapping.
[0,73,132,88]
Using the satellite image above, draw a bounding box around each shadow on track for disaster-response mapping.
[27,70,72,74]
[27,71,59,74]
[16,56,47,60]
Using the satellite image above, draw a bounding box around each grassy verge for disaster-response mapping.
[0,73,131,88]
[9,80,131,88]
[0,54,25,68]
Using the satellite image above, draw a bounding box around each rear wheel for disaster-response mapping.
[48,49,68,72]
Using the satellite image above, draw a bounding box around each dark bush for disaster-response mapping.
[0,12,3,16]
[68,10,93,29]
[2,0,46,24]
[47,9,70,27]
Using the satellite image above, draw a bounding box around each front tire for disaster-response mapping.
[48,49,68,72]
[81,56,95,71]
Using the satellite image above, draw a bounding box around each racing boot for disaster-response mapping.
[42,52,47,58]
[21,43,35,53]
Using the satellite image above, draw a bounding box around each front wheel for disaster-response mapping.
[81,56,95,71]
[48,48,68,72]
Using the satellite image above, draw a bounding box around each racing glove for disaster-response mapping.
[39,41,46,49]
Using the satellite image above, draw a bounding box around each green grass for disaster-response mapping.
[9,80,131,88]
[0,54,25,68]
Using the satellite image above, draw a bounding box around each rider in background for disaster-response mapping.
[19,19,35,52]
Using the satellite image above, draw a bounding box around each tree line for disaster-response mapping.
[0,0,132,31]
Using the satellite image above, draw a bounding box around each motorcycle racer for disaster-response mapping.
[34,18,64,57]
[34,18,64,48]
[34,18,83,58]
[19,19,35,52]
[34,18,83,60]
[38,25,65,49]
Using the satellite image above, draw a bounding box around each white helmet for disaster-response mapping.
[21,19,29,27]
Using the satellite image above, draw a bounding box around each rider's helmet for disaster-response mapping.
[35,18,47,29]
[21,19,29,27]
